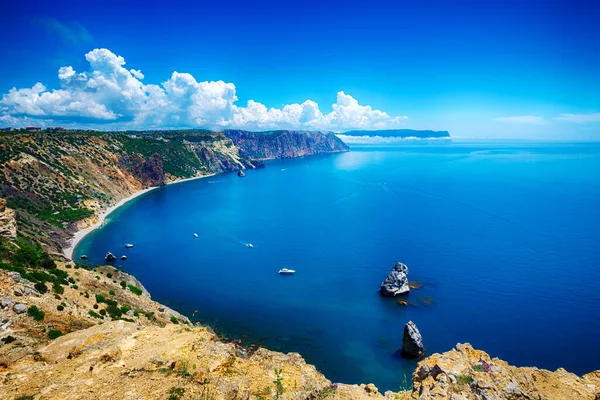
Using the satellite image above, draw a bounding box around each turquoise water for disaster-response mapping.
[76,142,600,391]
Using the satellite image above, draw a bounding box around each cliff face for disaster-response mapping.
[0,199,17,239]
[412,343,600,399]
[224,130,350,159]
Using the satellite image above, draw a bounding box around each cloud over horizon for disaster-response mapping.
[0,48,407,131]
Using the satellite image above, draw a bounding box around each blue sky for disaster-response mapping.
[1,0,599,139]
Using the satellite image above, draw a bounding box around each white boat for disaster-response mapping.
[193,233,198,238]
[125,244,134,248]
[247,243,253,248]
[278,268,295,275]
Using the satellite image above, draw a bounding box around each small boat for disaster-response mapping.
[125,244,134,248]
[105,252,116,262]
[193,233,199,238]
[121,255,127,260]
[247,243,253,248]
[278,268,295,275]
[80,255,88,260]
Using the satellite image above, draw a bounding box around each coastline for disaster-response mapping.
[62,173,216,261]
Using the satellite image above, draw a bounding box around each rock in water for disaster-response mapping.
[237,169,246,177]
[380,262,410,296]
[402,320,424,358]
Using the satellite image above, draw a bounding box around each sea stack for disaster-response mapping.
[380,262,410,296]
[237,169,246,177]
[402,320,424,358]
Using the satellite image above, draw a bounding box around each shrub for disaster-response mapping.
[34,282,48,294]
[68,277,75,284]
[93,304,99,309]
[52,283,64,294]
[88,310,101,319]
[57,305,64,311]
[170,316,179,324]
[107,273,113,278]
[106,304,122,319]
[120,305,131,314]
[72,284,78,289]
[27,305,45,321]
[95,294,106,303]
[128,285,142,296]
[99,309,107,316]
[109,290,116,296]
[120,280,127,289]
[48,329,63,339]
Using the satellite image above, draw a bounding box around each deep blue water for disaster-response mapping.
[76,142,600,391]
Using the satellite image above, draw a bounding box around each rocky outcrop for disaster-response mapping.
[141,153,165,186]
[0,199,17,239]
[402,321,424,358]
[412,343,600,400]
[380,262,410,296]
[224,129,349,159]
[237,169,246,177]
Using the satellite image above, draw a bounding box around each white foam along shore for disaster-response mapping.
[62,173,216,261]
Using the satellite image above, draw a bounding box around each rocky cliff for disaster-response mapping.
[224,130,349,159]
[0,199,17,239]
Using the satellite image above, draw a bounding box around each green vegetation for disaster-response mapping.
[128,284,142,296]
[27,305,45,321]
[88,310,102,319]
[106,272,113,278]
[456,375,474,385]
[274,368,284,398]
[168,386,185,400]
[472,364,486,372]
[170,316,179,324]
[52,282,64,294]
[120,280,127,289]
[56,305,64,311]
[109,290,116,296]
[48,329,63,340]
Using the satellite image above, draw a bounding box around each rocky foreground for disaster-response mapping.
[1,263,599,399]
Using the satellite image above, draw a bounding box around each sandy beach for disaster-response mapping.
[62,173,216,261]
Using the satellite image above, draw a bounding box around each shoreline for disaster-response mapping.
[62,173,216,261]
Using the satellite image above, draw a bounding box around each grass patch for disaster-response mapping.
[456,375,474,385]
[128,284,142,296]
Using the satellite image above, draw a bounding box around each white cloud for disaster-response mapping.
[555,113,600,124]
[0,48,407,131]
[493,116,546,125]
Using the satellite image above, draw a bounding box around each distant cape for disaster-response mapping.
[341,129,450,138]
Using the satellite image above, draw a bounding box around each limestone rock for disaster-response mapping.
[13,303,26,314]
[8,271,21,282]
[0,198,17,239]
[237,169,246,177]
[412,343,600,400]
[1,295,14,309]
[402,320,424,358]
[380,262,410,296]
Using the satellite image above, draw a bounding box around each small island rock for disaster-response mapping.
[237,169,246,177]
[380,262,410,296]
[402,320,424,358]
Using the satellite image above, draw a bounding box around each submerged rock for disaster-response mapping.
[402,320,424,358]
[380,262,410,296]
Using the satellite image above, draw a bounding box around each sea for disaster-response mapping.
[75,141,600,391]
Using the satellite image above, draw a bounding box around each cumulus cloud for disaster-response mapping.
[555,113,600,124]
[0,48,407,131]
[493,116,546,125]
